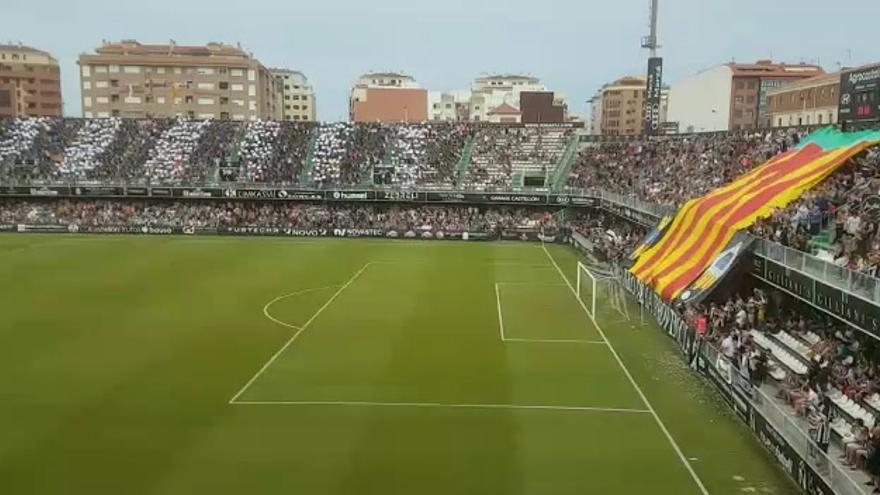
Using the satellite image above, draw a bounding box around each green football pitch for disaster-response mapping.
[0,235,799,494]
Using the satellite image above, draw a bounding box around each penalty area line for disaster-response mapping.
[503,338,608,345]
[229,263,372,404]
[231,400,651,414]
[541,242,709,495]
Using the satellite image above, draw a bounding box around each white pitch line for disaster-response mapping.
[495,282,568,286]
[495,283,506,342]
[229,263,372,404]
[541,243,709,495]
[232,400,651,414]
[503,338,608,345]
[262,285,343,331]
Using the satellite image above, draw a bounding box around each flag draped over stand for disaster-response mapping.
[630,127,880,303]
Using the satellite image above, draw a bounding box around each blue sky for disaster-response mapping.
[5,0,879,120]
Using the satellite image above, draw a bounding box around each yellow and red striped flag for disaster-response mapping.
[630,127,880,302]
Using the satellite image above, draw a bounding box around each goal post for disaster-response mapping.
[576,262,630,322]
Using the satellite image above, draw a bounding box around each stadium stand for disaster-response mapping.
[567,129,806,206]
[466,126,572,190]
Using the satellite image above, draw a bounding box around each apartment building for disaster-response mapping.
[0,44,62,118]
[78,40,278,120]
[427,74,568,123]
[271,68,316,122]
[766,72,840,127]
[667,60,824,132]
[350,72,427,123]
[590,76,647,136]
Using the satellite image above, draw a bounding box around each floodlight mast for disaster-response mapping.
[640,0,660,57]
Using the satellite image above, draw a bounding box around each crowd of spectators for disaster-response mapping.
[567,129,805,206]
[567,211,646,264]
[751,148,880,277]
[0,199,559,234]
[568,210,880,484]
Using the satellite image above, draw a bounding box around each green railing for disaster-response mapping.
[550,136,580,192]
[298,132,319,186]
[457,136,476,181]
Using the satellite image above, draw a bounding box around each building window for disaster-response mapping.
[301,95,308,101]
[219,82,229,90]
[185,96,193,103]
[736,81,745,90]
[220,97,229,105]
[110,94,120,102]
[777,118,782,127]
[735,96,744,104]
[111,109,120,116]
[745,95,755,104]
[818,114,823,124]
[293,95,300,100]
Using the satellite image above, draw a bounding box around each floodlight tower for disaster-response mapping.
[640,0,662,135]
[640,0,660,57]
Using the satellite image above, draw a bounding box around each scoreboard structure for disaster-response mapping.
[839,64,880,128]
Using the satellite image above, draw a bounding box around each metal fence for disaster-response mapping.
[755,238,880,304]
[699,342,867,495]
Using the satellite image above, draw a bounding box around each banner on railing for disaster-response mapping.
[752,253,880,338]
[0,186,601,208]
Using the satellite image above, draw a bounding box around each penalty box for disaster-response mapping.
[231,261,644,411]
[494,282,604,344]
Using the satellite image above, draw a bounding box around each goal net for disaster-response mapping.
[576,262,630,322]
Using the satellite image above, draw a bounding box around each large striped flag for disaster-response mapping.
[630,127,880,302]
